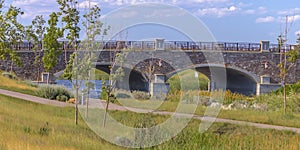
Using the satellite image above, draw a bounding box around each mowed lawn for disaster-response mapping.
[0,94,300,150]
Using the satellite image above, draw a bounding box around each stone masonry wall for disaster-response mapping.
[0,50,299,84]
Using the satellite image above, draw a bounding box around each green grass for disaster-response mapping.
[0,94,299,149]
[0,71,37,95]
[0,94,121,150]
[116,94,300,128]
[167,69,209,93]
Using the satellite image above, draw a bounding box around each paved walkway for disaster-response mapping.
[0,89,300,134]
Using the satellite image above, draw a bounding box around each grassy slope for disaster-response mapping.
[1,69,300,128]
[167,69,209,92]
[0,94,299,149]
[0,72,37,95]
[0,94,121,150]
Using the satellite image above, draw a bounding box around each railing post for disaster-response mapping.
[248,43,251,51]
[155,39,165,50]
[260,41,270,52]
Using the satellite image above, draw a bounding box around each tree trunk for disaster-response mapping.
[75,51,79,125]
[103,92,109,127]
[75,85,79,125]
[284,83,287,114]
[85,89,89,119]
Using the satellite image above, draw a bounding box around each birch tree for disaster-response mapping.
[26,15,46,81]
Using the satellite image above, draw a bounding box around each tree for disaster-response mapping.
[275,15,299,114]
[102,37,127,127]
[81,3,109,120]
[43,12,63,83]
[0,1,25,72]
[277,35,299,114]
[26,15,46,81]
[57,0,81,125]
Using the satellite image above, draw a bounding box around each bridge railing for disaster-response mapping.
[7,40,298,52]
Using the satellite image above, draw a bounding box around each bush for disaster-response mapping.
[36,84,71,101]
[56,95,69,102]
[22,80,38,88]
[1,72,17,80]
[223,90,249,105]
[132,91,150,100]
[115,90,131,99]
[274,82,300,95]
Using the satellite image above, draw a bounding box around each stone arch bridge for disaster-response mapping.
[1,40,299,95]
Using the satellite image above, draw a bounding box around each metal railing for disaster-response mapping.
[7,40,298,52]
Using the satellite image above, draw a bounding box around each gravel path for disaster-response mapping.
[1,89,300,134]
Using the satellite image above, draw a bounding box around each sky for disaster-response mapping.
[6,0,300,44]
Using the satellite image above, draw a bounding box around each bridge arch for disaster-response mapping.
[167,64,260,95]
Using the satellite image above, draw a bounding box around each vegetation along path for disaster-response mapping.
[0,89,300,134]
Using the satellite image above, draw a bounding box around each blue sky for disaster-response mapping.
[9,0,300,44]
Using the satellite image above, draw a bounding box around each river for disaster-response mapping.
[55,80,104,99]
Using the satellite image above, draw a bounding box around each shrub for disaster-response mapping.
[132,91,150,100]
[223,90,249,105]
[115,90,131,99]
[56,95,69,102]
[100,85,108,100]
[1,72,17,80]
[36,84,71,101]
[22,80,38,88]
[38,122,50,136]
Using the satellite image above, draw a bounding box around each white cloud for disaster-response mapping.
[101,0,229,6]
[278,8,300,15]
[196,5,239,17]
[78,1,98,8]
[256,16,275,23]
[12,0,41,6]
[295,30,300,36]
[278,15,300,23]
[185,0,228,3]
[244,7,267,15]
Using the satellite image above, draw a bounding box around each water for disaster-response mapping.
[55,80,103,99]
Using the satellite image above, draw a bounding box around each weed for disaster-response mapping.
[38,122,50,136]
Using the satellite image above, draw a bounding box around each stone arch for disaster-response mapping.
[167,63,260,95]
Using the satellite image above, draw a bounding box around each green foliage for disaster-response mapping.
[38,122,50,136]
[132,91,151,100]
[57,0,80,46]
[287,49,299,63]
[0,1,25,66]
[100,80,108,100]
[167,70,209,94]
[36,84,71,101]
[43,12,63,72]
[22,80,38,88]
[257,87,300,113]
[1,72,17,80]
[82,4,109,42]
[273,82,300,95]
[25,15,46,72]
[222,90,249,105]
[62,53,75,80]
[115,91,131,99]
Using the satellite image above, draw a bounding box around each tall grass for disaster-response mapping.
[0,94,122,150]
[0,94,299,149]
[0,71,37,95]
